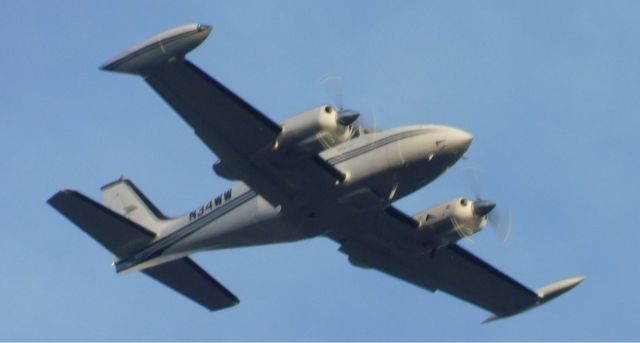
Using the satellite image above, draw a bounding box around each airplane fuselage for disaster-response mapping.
[116,124,472,273]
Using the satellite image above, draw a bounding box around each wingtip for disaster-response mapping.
[99,23,213,75]
[536,276,585,304]
[481,276,585,324]
[47,188,75,204]
[205,297,240,312]
[481,314,500,324]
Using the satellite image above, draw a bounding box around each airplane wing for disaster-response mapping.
[143,60,280,159]
[330,207,583,322]
[101,24,342,206]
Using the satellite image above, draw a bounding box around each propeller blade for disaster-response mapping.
[452,217,474,244]
[460,165,513,243]
[350,103,378,134]
[489,207,512,242]
[460,165,485,201]
[319,74,344,110]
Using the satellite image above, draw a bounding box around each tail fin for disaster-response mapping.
[48,188,240,311]
[101,178,175,235]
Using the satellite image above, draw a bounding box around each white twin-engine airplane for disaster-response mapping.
[48,24,583,323]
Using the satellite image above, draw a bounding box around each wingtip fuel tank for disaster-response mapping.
[483,276,585,324]
[536,276,585,304]
[100,23,212,75]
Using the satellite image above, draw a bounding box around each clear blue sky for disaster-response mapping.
[1,0,638,340]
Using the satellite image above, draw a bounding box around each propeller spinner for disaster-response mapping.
[336,109,360,126]
[462,166,513,242]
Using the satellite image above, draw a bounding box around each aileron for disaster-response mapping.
[426,244,539,317]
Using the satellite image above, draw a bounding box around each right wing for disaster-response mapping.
[331,206,583,322]
[339,237,540,318]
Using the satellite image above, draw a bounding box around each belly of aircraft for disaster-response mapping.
[159,198,320,256]
[154,134,455,259]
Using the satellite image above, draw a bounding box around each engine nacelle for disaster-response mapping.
[274,105,353,153]
[414,197,488,248]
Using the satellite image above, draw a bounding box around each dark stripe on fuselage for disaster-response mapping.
[326,128,436,166]
[116,190,257,272]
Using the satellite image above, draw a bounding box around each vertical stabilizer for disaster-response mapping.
[101,178,179,236]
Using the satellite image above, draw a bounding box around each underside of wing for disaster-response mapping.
[102,24,348,206]
[422,244,540,316]
[143,60,301,205]
[144,60,281,159]
[332,205,583,321]
[101,24,281,159]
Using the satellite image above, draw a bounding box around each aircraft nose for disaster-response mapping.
[445,128,473,154]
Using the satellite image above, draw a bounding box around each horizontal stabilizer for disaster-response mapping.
[48,190,155,257]
[143,257,239,311]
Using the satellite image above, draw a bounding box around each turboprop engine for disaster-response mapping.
[414,197,496,248]
[274,105,359,153]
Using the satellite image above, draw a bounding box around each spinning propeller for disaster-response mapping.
[461,165,513,243]
[318,74,400,198]
[319,74,377,131]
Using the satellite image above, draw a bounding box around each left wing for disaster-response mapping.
[145,60,280,158]
[331,206,584,322]
[101,24,341,206]
[101,25,281,157]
